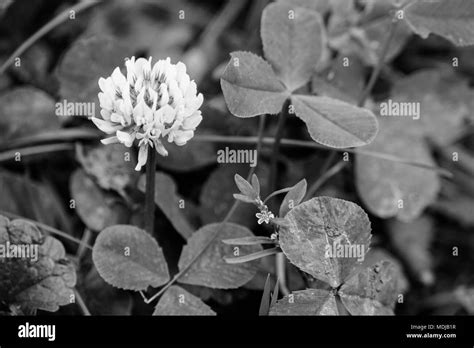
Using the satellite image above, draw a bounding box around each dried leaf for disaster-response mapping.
[0,215,76,312]
[77,143,138,194]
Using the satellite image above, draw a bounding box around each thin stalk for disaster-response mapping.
[268,103,289,196]
[0,143,74,163]
[263,187,293,204]
[145,149,157,235]
[76,228,92,260]
[1,132,452,177]
[357,18,398,107]
[1,128,101,150]
[0,0,101,75]
[74,289,91,316]
[192,135,452,178]
[268,103,290,296]
[305,161,347,200]
[0,210,93,250]
[248,115,266,178]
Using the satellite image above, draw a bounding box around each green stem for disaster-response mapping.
[145,149,157,235]
[74,289,91,316]
[268,103,289,197]
[0,0,101,75]
[1,131,453,177]
[357,18,398,107]
[192,135,452,177]
[0,143,74,163]
[305,161,346,200]
[268,103,290,296]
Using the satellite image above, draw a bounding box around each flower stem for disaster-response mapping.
[268,103,289,195]
[357,18,398,107]
[268,102,290,296]
[74,289,91,316]
[145,149,157,235]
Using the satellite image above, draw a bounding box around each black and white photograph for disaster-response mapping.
[0,0,473,345]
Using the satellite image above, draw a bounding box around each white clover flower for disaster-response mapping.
[91,56,204,171]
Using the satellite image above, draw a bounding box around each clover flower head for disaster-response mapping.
[91,56,204,171]
[256,206,275,225]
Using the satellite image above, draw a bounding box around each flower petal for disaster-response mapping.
[135,143,149,171]
[101,136,119,145]
[182,112,202,130]
[91,117,121,134]
[116,130,135,147]
[173,130,194,146]
[153,139,169,157]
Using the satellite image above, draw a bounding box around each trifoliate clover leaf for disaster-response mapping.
[220,3,378,149]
